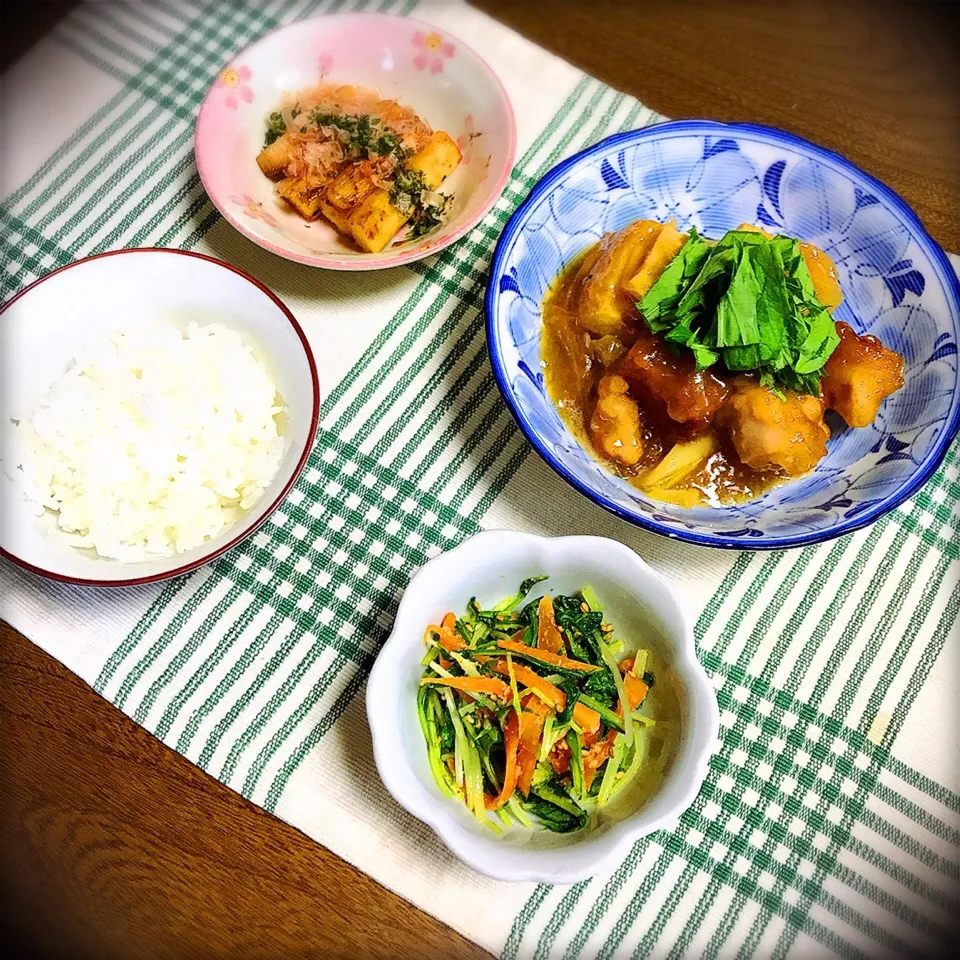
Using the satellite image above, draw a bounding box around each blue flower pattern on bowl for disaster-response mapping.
[487,122,960,548]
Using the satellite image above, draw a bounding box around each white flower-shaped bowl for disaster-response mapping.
[0,249,319,587]
[195,12,516,270]
[366,530,719,884]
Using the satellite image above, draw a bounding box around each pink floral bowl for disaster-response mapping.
[195,12,516,271]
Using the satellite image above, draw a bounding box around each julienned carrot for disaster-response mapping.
[517,695,551,796]
[485,710,520,810]
[421,676,512,701]
[496,637,601,673]
[441,612,456,630]
[624,672,649,711]
[490,661,601,735]
[492,661,562,705]
[537,595,565,655]
[582,728,618,792]
[573,702,601,736]
[426,622,467,652]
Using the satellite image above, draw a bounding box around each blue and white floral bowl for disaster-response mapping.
[486,120,960,549]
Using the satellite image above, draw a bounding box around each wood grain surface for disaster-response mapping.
[2,1,958,958]
[475,0,960,251]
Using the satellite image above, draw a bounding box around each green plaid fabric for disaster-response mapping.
[2,2,958,958]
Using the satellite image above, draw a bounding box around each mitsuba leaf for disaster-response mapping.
[639,228,712,329]
[794,305,841,374]
[636,226,841,392]
[582,669,619,708]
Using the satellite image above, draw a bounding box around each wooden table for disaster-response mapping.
[2,2,957,956]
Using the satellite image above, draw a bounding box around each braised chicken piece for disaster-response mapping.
[717,379,830,476]
[821,322,905,428]
[621,327,730,428]
[589,374,645,467]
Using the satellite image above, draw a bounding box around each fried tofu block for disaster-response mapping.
[319,162,379,234]
[623,220,687,301]
[257,134,295,178]
[408,130,462,185]
[347,131,462,253]
[578,220,663,335]
[276,176,323,220]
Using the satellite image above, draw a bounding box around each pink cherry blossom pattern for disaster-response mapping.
[220,65,254,109]
[229,193,278,227]
[456,114,483,165]
[412,30,454,74]
[317,52,333,78]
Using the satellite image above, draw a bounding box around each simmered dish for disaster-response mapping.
[256,83,461,252]
[542,220,905,505]
[417,578,675,834]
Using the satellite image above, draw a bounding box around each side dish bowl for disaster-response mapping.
[486,120,960,549]
[196,12,516,270]
[0,248,319,586]
[366,530,718,884]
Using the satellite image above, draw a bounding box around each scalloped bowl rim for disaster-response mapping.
[485,119,960,550]
[365,530,719,884]
[194,11,517,272]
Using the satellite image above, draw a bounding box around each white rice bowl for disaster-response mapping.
[0,250,318,585]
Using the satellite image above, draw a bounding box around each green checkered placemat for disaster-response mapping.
[2,2,958,957]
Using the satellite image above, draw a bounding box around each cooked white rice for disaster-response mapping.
[10,321,285,561]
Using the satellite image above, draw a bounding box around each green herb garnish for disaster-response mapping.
[389,168,453,240]
[409,193,452,239]
[263,111,286,147]
[639,228,841,393]
[307,110,411,165]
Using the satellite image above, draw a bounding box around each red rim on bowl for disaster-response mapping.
[194,12,517,271]
[0,248,321,587]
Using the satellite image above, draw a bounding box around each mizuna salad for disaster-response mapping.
[417,577,674,833]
